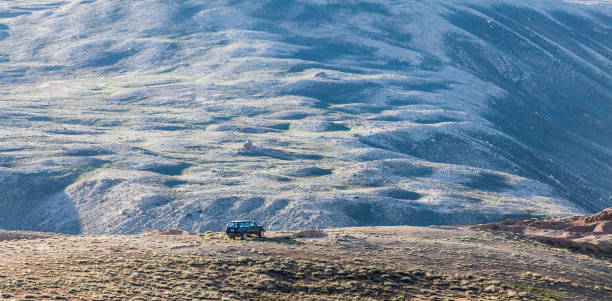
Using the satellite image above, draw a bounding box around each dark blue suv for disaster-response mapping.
[226,220,264,240]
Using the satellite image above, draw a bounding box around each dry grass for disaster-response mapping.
[0,227,610,300]
[0,253,530,300]
[292,230,326,238]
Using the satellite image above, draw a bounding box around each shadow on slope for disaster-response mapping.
[0,170,82,234]
[461,172,512,193]
[444,5,612,211]
[238,147,324,161]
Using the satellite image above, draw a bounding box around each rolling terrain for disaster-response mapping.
[0,223,611,300]
[0,0,611,234]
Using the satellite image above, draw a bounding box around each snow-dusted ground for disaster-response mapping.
[0,0,610,234]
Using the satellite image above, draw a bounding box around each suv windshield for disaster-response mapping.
[227,222,237,228]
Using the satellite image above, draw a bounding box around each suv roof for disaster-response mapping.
[228,220,254,223]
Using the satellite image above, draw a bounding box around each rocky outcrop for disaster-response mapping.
[0,230,54,241]
[467,208,612,254]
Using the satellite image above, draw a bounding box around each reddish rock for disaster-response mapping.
[465,208,612,254]
[594,221,612,234]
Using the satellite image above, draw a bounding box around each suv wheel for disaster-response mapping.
[241,232,247,240]
[258,230,263,238]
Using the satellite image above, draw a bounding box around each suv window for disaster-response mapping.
[239,222,246,228]
[227,222,237,228]
[248,222,255,227]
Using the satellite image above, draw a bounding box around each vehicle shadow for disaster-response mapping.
[255,236,305,246]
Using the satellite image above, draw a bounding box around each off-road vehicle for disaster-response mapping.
[225,220,264,240]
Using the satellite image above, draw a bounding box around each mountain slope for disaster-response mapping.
[0,0,610,234]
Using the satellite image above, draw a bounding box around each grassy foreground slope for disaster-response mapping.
[0,227,610,300]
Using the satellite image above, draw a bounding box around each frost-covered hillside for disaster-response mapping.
[0,0,610,234]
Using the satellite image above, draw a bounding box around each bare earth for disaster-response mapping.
[0,225,610,300]
[467,208,612,254]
